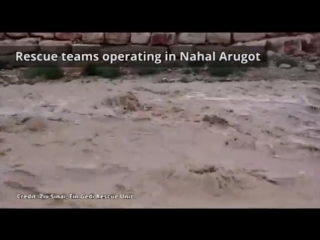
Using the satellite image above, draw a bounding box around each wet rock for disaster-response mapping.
[204,78,220,83]
[157,77,176,83]
[279,63,292,69]
[308,56,318,62]
[304,64,316,71]
[189,165,218,174]
[194,76,204,82]
[159,77,168,83]
[178,76,193,83]
[202,115,229,126]
[266,50,281,58]
[220,78,233,82]
[63,78,72,82]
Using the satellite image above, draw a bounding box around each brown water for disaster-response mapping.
[0,77,319,208]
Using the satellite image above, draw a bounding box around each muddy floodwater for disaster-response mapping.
[0,74,320,208]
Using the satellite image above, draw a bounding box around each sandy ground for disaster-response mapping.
[1,70,320,208]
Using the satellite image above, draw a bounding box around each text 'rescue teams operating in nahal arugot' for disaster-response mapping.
[15,51,262,65]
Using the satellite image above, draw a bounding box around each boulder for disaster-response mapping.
[150,32,176,45]
[55,33,81,40]
[105,33,130,45]
[178,33,206,44]
[82,33,104,44]
[233,33,266,42]
[30,33,54,39]
[131,33,151,44]
[6,32,29,38]
[206,33,231,44]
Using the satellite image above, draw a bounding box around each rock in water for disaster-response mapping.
[202,115,229,126]
[304,64,316,72]
[279,63,291,69]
